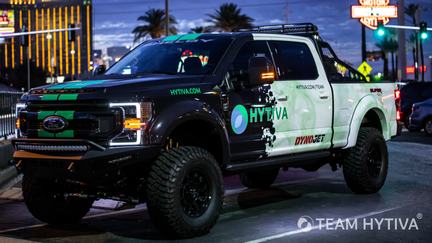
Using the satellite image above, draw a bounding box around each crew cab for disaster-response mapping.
[13,23,398,238]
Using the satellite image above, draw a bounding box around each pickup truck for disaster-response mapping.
[13,23,398,238]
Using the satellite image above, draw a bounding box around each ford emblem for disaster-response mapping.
[43,116,67,132]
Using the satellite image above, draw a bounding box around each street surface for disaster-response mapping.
[0,131,431,242]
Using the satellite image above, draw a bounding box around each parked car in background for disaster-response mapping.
[400,82,432,130]
[409,98,432,136]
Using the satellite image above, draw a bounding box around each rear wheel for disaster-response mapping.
[342,127,388,194]
[424,118,432,136]
[146,146,223,238]
[23,173,93,224]
[240,168,279,189]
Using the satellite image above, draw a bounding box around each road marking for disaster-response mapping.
[0,177,321,234]
[245,206,403,243]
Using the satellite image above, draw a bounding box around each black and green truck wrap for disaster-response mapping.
[13,24,398,238]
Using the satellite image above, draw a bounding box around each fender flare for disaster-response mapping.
[344,95,390,149]
[148,100,230,163]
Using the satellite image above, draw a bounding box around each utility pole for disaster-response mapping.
[165,0,169,36]
[361,25,366,62]
[397,0,407,81]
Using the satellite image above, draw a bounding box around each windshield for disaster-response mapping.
[105,35,232,76]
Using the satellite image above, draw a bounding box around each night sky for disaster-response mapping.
[93,0,432,79]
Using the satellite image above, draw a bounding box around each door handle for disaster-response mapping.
[319,94,329,99]
[277,96,288,101]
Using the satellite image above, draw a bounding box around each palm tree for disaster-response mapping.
[190,26,211,33]
[207,3,254,32]
[132,9,177,43]
[405,4,420,80]
[376,37,398,81]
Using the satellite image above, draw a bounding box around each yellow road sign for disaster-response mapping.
[358,61,373,81]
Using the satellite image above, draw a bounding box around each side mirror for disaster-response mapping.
[93,65,106,77]
[247,56,275,86]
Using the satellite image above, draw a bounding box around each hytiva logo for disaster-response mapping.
[230,104,288,134]
[231,105,249,135]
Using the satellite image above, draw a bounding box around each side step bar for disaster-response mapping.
[224,151,331,172]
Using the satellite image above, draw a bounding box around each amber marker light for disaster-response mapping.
[261,72,275,80]
[124,118,146,130]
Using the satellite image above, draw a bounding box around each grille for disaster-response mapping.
[18,103,123,141]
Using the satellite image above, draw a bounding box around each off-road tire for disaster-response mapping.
[146,146,223,238]
[343,127,388,194]
[22,173,93,224]
[240,168,279,189]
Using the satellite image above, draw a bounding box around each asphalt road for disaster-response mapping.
[0,131,431,243]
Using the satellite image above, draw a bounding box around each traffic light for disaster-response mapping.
[419,22,428,40]
[68,23,76,42]
[376,21,386,37]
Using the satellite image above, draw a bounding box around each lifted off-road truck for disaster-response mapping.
[13,23,398,238]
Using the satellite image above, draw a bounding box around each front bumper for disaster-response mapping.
[12,138,161,162]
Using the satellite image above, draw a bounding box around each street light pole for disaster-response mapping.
[27,46,30,91]
[165,0,169,36]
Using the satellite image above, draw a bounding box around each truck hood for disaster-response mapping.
[24,75,216,102]
[33,75,204,92]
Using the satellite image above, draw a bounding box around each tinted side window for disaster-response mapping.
[231,41,272,81]
[233,41,272,69]
[270,41,318,80]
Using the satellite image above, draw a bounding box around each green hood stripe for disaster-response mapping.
[178,33,202,40]
[47,80,106,90]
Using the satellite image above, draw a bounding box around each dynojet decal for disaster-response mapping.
[295,134,325,145]
[231,104,288,135]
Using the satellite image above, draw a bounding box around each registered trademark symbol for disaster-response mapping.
[416,213,423,220]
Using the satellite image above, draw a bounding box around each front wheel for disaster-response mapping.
[342,127,388,194]
[146,146,223,238]
[22,173,93,225]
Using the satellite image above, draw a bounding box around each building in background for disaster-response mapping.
[107,46,128,67]
[0,0,93,84]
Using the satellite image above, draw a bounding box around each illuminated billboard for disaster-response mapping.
[351,0,398,30]
[0,10,15,34]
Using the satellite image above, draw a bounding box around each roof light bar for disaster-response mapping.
[239,23,319,35]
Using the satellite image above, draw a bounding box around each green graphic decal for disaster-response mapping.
[170,88,202,95]
[47,80,106,90]
[38,111,56,120]
[41,94,59,101]
[58,94,78,100]
[162,34,202,42]
[56,130,74,138]
[230,104,288,135]
[38,130,55,138]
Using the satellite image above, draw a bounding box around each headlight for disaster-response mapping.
[15,103,26,138]
[109,102,152,146]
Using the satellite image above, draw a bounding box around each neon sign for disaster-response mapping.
[351,0,398,30]
[0,10,15,34]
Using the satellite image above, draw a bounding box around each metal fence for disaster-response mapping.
[0,92,23,139]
